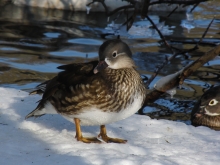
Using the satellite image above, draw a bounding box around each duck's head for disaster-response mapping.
[191,86,220,128]
[94,39,135,74]
[194,86,220,117]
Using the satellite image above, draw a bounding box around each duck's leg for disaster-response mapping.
[98,125,127,143]
[74,118,100,143]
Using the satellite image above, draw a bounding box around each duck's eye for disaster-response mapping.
[209,99,218,106]
[112,51,117,58]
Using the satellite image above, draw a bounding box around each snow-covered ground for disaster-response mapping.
[0,87,220,165]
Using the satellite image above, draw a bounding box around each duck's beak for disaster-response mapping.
[93,61,108,74]
[194,106,205,118]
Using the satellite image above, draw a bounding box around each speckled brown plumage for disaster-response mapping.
[25,39,146,143]
[51,67,145,115]
[191,113,220,128]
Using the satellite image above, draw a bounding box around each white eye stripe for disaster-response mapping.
[112,51,125,57]
[117,52,125,56]
[208,99,218,106]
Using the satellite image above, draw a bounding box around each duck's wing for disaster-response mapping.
[56,60,98,87]
[28,60,98,110]
[26,60,99,119]
[29,60,98,96]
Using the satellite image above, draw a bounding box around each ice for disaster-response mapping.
[86,5,91,15]
[181,21,196,33]
[181,12,196,33]
[186,12,194,21]
[166,87,177,98]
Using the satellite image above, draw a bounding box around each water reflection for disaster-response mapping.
[0,2,219,124]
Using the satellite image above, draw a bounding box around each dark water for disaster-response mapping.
[0,2,220,124]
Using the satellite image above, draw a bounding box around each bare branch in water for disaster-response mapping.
[139,16,215,114]
[146,15,173,52]
[197,18,215,46]
[144,17,215,89]
[143,44,220,106]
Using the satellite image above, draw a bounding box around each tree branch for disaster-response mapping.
[143,44,220,106]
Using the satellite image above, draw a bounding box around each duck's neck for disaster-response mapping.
[101,67,145,93]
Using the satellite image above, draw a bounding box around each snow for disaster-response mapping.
[0,87,220,165]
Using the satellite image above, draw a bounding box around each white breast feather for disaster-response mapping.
[42,93,143,126]
[41,102,58,114]
[63,93,143,126]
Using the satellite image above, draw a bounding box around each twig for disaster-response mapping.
[144,15,178,88]
[190,2,200,12]
[169,39,219,46]
[146,15,173,53]
[197,18,215,46]
[167,6,179,17]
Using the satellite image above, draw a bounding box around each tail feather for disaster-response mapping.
[29,89,44,95]
[25,108,45,119]
[25,102,57,119]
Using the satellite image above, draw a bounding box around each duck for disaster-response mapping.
[191,85,220,128]
[26,39,147,143]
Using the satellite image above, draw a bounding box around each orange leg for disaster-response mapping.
[74,119,127,143]
[98,125,127,143]
[74,118,100,143]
